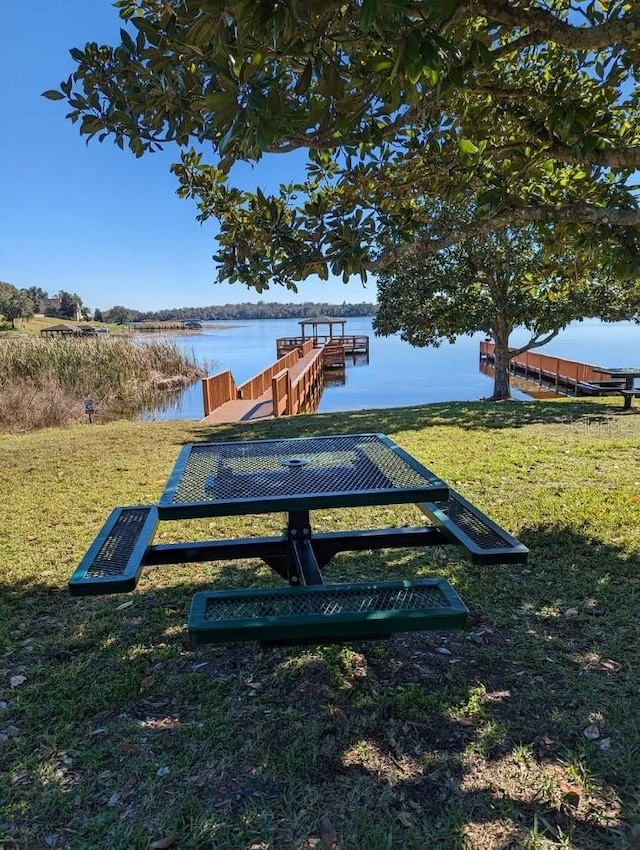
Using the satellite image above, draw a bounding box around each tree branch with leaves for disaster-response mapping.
[44,0,640,291]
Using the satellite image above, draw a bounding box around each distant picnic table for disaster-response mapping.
[593,367,640,409]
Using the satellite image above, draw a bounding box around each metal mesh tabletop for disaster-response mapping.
[159,433,448,518]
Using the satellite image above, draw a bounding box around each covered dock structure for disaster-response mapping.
[40,323,81,337]
[276,316,369,363]
[298,315,347,342]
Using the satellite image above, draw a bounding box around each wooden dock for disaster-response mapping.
[479,341,625,396]
[202,340,325,423]
[276,334,369,362]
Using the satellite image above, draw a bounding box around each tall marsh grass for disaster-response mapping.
[0,336,204,432]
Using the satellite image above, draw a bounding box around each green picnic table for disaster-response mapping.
[69,433,528,646]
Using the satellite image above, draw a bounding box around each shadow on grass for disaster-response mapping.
[190,398,637,445]
[1,522,637,849]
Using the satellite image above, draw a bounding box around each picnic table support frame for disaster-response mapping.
[287,509,323,586]
[143,524,450,572]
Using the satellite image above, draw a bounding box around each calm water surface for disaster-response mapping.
[142,317,640,420]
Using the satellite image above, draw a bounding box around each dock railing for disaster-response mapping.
[202,345,324,417]
[479,341,616,392]
[271,369,292,417]
[271,347,325,417]
[277,334,369,358]
[202,370,237,416]
[237,349,300,400]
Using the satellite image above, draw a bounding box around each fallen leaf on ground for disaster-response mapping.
[10,675,26,688]
[558,780,583,806]
[583,723,600,740]
[150,837,179,849]
[398,811,416,827]
[598,659,622,673]
[320,814,338,849]
[139,675,155,694]
[564,607,579,617]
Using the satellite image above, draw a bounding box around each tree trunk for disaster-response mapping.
[490,332,512,400]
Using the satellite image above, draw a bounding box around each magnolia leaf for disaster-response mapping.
[360,0,378,33]
[295,60,313,95]
[458,139,478,155]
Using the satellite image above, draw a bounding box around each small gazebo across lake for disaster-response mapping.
[298,315,346,342]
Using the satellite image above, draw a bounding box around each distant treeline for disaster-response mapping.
[135,301,377,322]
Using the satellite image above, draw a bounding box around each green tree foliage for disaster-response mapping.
[103,305,136,325]
[47,1,640,291]
[0,283,35,329]
[25,286,48,310]
[136,301,376,322]
[375,206,640,399]
[58,290,83,320]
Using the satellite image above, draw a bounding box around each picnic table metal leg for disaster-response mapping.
[286,510,324,586]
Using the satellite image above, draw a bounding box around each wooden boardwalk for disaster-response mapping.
[202,344,323,424]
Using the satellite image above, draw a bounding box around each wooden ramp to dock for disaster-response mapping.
[202,341,324,424]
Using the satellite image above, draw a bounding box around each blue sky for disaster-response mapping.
[0,2,375,312]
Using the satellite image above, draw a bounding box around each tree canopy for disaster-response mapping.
[58,290,83,320]
[0,283,35,329]
[374,203,640,397]
[47,1,640,290]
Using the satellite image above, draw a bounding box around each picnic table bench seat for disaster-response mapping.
[68,506,158,596]
[188,578,468,645]
[418,490,529,566]
[576,380,626,395]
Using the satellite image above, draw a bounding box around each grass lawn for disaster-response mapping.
[0,316,124,336]
[1,399,639,849]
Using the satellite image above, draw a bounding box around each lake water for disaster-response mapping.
[141,317,640,420]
